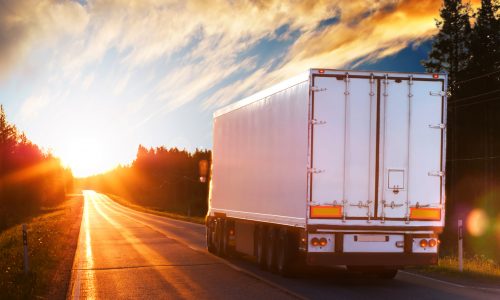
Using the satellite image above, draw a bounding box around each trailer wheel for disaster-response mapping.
[206,221,216,254]
[221,220,231,257]
[276,229,292,276]
[265,227,277,271]
[256,226,267,269]
[215,219,226,257]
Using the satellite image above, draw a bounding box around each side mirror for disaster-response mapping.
[199,159,208,183]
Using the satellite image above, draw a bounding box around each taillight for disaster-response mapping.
[311,238,320,247]
[432,73,439,79]
[419,239,428,248]
[428,239,437,247]
[319,238,327,247]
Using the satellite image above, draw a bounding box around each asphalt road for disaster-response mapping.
[68,191,500,299]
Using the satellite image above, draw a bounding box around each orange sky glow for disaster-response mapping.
[0,0,481,177]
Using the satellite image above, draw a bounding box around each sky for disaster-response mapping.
[0,0,477,177]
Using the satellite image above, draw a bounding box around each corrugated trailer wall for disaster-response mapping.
[210,78,310,227]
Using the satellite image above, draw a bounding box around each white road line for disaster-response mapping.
[401,271,500,293]
[104,194,500,298]
[102,195,308,300]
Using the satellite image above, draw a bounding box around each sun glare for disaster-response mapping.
[58,137,116,178]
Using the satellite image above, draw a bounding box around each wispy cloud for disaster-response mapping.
[0,0,461,153]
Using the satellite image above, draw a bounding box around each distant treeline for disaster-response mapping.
[0,106,73,231]
[80,145,211,217]
[423,0,500,260]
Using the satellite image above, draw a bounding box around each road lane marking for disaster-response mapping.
[69,190,97,300]
[100,194,307,300]
[103,195,500,295]
[74,262,223,271]
[92,194,219,299]
[401,271,500,293]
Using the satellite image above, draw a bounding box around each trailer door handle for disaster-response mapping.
[310,119,327,125]
[429,91,446,96]
[311,86,327,92]
[308,168,325,174]
[428,171,445,177]
[429,124,446,129]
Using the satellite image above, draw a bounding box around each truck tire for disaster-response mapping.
[256,226,267,269]
[215,219,226,257]
[265,227,277,271]
[276,229,292,276]
[222,220,231,257]
[206,222,216,254]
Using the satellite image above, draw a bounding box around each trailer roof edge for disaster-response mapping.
[213,71,310,118]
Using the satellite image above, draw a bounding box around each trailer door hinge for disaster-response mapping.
[428,171,445,177]
[310,119,327,125]
[429,123,446,129]
[311,86,327,92]
[308,168,325,174]
[429,91,446,97]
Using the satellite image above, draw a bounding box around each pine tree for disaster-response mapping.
[422,0,472,98]
[463,0,500,97]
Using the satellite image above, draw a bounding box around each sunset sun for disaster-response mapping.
[58,137,108,177]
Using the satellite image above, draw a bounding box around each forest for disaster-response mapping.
[423,0,500,259]
[80,146,211,217]
[1,0,498,261]
[0,106,73,231]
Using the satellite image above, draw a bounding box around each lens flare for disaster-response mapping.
[466,209,489,237]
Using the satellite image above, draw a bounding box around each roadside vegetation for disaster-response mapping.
[106,193,205,224]
[0,195,83,299]
[412,254,500,286]
[0,105,73,231]
[423,0,500,262]
[79,146,211,218]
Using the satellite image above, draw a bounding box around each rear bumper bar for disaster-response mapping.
[306,252,438,267]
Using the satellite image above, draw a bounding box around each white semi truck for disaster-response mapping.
[206,69,447,278]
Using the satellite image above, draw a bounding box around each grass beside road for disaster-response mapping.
[410,255,500,287]
[0,195,83,299]
[105,193,205,225]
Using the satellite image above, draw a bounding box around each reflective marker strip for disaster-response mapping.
[310,206,343,218]
[410,207,441,220]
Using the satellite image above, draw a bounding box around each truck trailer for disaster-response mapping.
[206,69,447,278]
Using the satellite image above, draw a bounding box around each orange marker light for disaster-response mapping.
[318,69,325,74]
[410,207,441,221]
[310,205,343,218]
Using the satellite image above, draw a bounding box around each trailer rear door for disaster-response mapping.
[310,75,377,220]
[378,78,444,221]
[310,73,444,222]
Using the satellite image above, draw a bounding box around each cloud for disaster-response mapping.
[200,0,445,108]
[2,0,449,128]
[82,73,95,90]
[19,93,50,120]
[0,0,88,79]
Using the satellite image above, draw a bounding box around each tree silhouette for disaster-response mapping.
[422,0,472,98]
[0,105,72,230]
[423,0,500,260]
[81,145,211,217]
